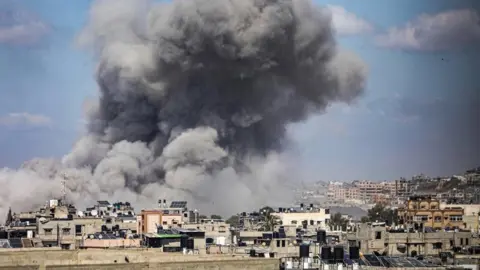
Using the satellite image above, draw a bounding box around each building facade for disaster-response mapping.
[271,207,331,230]
[397,196,465,229]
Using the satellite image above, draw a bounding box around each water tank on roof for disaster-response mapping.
[321,246,332,261]
[299,244,310,258]
[334,246,344,263]
[349,246,360,260]
[317,230,326,244]
[49,200,58,208]
[216,236,226,246]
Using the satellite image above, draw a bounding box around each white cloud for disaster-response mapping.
[0,113,52,129]
[376,9,480,51]
[0,9,50,45]
[327,5,373,35]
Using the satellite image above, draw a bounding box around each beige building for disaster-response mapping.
[137,210,162,234]
[328,180,403,204]
[271,208,330,230]
[37,216,137,249]
[354,181,396,202]
[137,200,196,234]
[440,203,480,232]
[183,219,231,245]
[397,196,465,229]
[327,182,360,202]
[347,223,477,257]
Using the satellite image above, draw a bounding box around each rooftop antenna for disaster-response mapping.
[61,173,67,205]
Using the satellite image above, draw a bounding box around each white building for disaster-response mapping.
[271,205,331,230]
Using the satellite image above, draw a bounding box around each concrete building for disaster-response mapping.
[137,210,162,234]
[353,181,397,203]
[183,219,231,245]
[327,182,360,202]
[136,200,196,234]
[271,205,330,230]
[37,215,138,249]
[440,203,480,232]
[397,196,465,229]
[347,223,477,257]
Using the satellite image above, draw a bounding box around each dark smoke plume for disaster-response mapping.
[0,0,367,217]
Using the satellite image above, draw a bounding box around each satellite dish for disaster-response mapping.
[77,211,84,217]
[98,234,103,239]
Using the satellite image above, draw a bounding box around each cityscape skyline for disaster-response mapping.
[0,0,479,182]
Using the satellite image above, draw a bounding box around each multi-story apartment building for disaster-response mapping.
[327,182,360,202]
[271,205,331,230]
[354,181,392,202]
[397,195,465,229]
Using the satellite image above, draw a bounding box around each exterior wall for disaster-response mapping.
[183,222,231,245]
[81,239,141,248]
[440,203,480,232]
[38,218,138,246]
[138,210,162,234]
[347,224,476,257]
[398,197,465,229]
[161,215,183,226]
[271,210,330,229]
[0,249,279,270]
[37,220,76,248]
[327,182,360,201]
[238,231,265,245]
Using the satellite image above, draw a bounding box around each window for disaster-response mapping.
[449,215,463,221]
[413,215,428,222]
[219,226,226,233]
[44,229,52,236]
[310,220,314,226]
[466,238,469,246]
[375,232,382,239]
[432,242,442,249]
[325,209,330,214]
[106,218,112,224]
[291,220,297,225]
[62,228,71,236]
[75,225,82,236]
[434,216,442,222]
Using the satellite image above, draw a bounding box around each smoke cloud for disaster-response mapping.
[0,0,367,218]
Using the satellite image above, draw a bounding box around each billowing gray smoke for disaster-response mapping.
[0,0,367,218]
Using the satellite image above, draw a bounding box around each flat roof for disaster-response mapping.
[144,233,183,239]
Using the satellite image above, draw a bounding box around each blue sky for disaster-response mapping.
[0,0,479,181]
